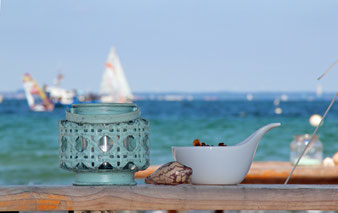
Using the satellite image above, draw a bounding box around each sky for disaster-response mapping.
[0,0,337,93]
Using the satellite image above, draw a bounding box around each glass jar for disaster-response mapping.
[290,134,323,165]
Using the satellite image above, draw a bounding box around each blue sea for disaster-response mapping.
[0,99,337,185]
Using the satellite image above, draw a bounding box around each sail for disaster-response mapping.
[22,73,54,111]
[100,48,133,102]
[316,83,323,97]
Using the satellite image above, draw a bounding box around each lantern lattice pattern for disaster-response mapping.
[58,118,149,184]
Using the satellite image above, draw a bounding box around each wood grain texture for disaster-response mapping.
[136,162,338,184]
[0,185,336,211]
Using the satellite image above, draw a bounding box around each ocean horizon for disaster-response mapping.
[1,90,337,101]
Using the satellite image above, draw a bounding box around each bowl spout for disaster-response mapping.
[236,123,281,153]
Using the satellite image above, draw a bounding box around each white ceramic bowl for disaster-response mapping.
[172,123,281,185]
[172,146,254,185]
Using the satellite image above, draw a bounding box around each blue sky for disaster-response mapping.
[0,0,337,93]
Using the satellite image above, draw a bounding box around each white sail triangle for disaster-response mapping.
[100,47,133,103]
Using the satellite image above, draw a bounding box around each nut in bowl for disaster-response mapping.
[172,123,280,185]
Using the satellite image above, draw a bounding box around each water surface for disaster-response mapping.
[0,100,337,185]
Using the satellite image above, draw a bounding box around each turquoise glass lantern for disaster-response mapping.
[58,103,150,186]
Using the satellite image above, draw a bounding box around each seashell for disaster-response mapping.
[145,161,193,185]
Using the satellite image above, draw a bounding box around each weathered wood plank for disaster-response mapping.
[0,185,336,211]
[135,162,338,184]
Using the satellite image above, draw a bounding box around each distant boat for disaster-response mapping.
[45,73,77,106]
[316,83,323,98]
[0,94,3,103]
[280,94,288,102]
[246,94,253,101]
[100,47,133,103]
[273,98,280,106]
[22,73,54,111]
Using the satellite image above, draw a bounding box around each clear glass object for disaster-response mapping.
[290,134,323,165]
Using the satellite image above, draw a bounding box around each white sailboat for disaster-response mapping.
[246,93,253,101]
[316,83,323,98]
[100,47,133,103]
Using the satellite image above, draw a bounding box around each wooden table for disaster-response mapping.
[0,185,337,211]
[136,161,338,184]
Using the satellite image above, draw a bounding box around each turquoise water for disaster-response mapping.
[0,100,337,185]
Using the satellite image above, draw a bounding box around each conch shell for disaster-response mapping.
[145,161,193,185]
